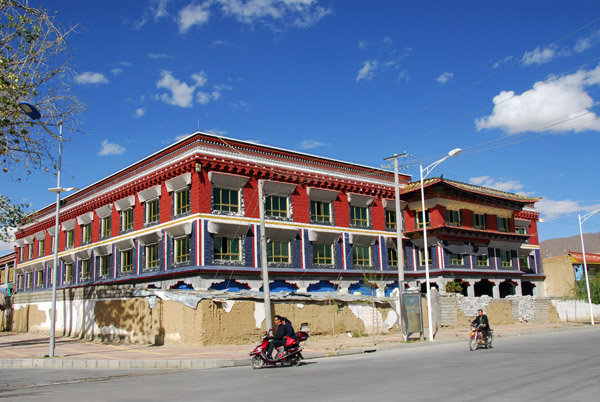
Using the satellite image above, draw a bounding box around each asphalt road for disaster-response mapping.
[1,327,599,402]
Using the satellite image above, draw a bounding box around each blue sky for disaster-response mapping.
[3,0,600,252]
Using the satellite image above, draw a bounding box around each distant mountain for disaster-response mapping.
[540,232,600,258]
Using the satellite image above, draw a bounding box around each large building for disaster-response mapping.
[12,132,543,297]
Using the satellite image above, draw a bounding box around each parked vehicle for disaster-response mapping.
[250,331,309,369]
[469,324,493,350]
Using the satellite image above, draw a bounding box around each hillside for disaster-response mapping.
[540,232,600,258]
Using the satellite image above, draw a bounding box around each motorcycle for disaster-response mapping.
[469,324,493,351]
[250,330,309,369]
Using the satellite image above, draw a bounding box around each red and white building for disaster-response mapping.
[12,132,544,297]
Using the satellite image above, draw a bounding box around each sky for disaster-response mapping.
[2,0,600,253]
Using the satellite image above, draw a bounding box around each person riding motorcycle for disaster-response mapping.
[471,309,491,339]
[266,315,285,359]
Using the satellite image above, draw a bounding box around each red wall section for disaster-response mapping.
[430,205,444,227]
[160,183,170,223]
[486,214,497,231]
[335,193,349,227]
[462,209,473,228]
[371,198,385,231]
[293,185,309,223]
[243,178,259,219]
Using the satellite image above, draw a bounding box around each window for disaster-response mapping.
[174,237,190,264]
[446,209,461,227]
[28,244,34,259]
[515,227,527,235]
[477,255,489,266]
[121,249,134,273]
[385,210,397,230]
[17,274,23,290]
[214,237,240,261]
[213,188,239,213]
[19,246,25,262]
[497,217,509,233]
[352,245,371,266]
[25,272,32,289]
[145,244,159,269]
[0,268,3,284]
[38,239,45,256]
[121,208,134,232]
[419,247,433,266]
[449,253,463,265]
[81,259,91,280]
[145,199,160,224]
[310,200,331,223]
[174,188,191,216]
[48,267,53,285]
[350,206,369,227]
[519,255,529,270]
[473,214,486,230]
[416,210,430,229]
[266,195,288,218]
[388,247,398,266]
[500,250,512,267]
[35,270,44,287]
[99,255,110,277]
[65,229,75,249]
[100,216,111,238]
[64,263,74,283]
[82,223,92,244]
[267,240,290,263]
[50,235,55,252]
[312,243,333,265]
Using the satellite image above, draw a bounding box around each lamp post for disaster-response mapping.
[578,210,599,326]
[19,102,78,357]
[420,148,461,341]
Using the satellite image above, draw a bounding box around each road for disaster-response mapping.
[1,327,599,402]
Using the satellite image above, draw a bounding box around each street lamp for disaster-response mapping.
[578,210,599,326]
[420,148,461,341]
[19,102,78,357]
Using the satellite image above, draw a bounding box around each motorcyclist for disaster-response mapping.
[266,315,285,359]
[471,309,490,339]
[282,317,296,350]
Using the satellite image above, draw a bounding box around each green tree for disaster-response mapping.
[1,0,84,240]
[571,272,600,304]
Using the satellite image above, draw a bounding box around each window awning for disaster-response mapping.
[95,204,113,219]
[61,219,76,231]
[307,187,338,202]
[208,172,249,190]
[47,226,57,236]
[165,173,192,193]
[438,241,471,255]
[207,220,251,237]
[23,235,34,244]
[488,240,522,251]
[23,262,42,272]
[262,180,296,196]
[347,193,375,207]
[164,222,193,238]
[138,185,161,203]
[382,198,408,211]
[410,237,439,249]
[308,229,341,244]
[349,233,377,246]
[34,231,46,240]
[60,253,76,263]
[93,244,113,256]
[138,230,162,245]
[114,238,135,251]
[76,249,92,259]
[115,196,135,211]
[265,225,299,241]
[471,245,489,256]
[77,212,94,225]
[385,236,397,250]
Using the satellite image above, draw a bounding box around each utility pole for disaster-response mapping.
[383,152,409,338]
[258,179,272,333]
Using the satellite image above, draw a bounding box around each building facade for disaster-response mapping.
[12,132,543,297]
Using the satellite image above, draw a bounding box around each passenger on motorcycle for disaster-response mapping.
[471,309,491,339]
[266,315,285,359]
[282,317,296,350]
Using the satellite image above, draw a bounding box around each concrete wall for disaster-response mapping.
[551,300,600,323]
[542,255,575,298]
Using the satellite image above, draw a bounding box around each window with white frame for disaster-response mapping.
[209,172,248,215]
[25,272,32,289]
[145,243,159,269]
[449,252,463,265]
[500,250,512,267]
[121,208,134,232]
[65,229,75,249]
[27,244,33,259]
[35,270,44,287]
[213,236,241,261]
[38,239,45,257]
[121,249,134,273]
[100,216,111,238]
[19,246,25,262]
[267,240,290,263]
[350,206,369,227]
[174,188,191,216]
[477,255,489,266]
[312,243,333,265]
[81,259,91,281]
[82,223,92,244]
[174,236,190,264]
[266,195,288,218]
[64,263,74,283]
[99,255,110,277]
[263,180,296,219]
[385,209,397,230]
[352,245,371,266]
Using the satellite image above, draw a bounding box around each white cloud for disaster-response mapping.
[98,139,126,156]
[216,0,332,29]
[111,68,123,76]
[135,0,171,29]
[299,139,328,149]
[574,30,600,53]
[156,70,228,108]
[178,3,210,33]
[356,60,378,82]
[148,53,174,59]
[476,65,600,135]
[74,72,109,85]
[522,46,557,66]
[134,108,146,118]
[357,39,367,50]
[436,72,453,85]
[492,55,513,69]
[469,175,525,193]
[535,198,600,221]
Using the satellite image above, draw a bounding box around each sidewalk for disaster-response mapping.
[0,322,583,370]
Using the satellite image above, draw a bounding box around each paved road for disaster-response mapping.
[1,327,599,402]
